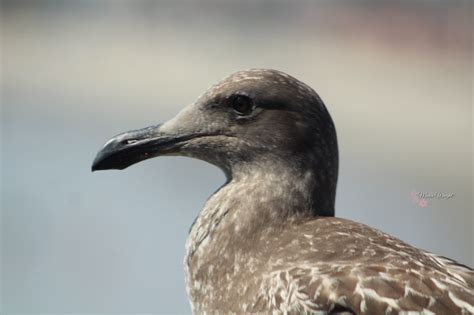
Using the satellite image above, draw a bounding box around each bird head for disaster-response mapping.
[92,69,338,215]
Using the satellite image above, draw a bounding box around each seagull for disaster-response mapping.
[92,69,473,314]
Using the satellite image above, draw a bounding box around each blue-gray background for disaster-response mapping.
[1,0,472,313]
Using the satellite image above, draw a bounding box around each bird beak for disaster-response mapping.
[91,124,194,171]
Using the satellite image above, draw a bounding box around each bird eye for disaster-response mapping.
[231,95,254,116]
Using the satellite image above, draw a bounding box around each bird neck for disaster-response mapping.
[186,165,312,259]
[231,166,314,217]
[196,161,334,238]
[228,158,336,218]
[185,161,335,269]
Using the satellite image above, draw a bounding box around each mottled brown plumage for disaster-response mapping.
[184,172,473,314]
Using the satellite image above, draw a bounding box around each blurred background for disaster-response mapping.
[1,0,472,313]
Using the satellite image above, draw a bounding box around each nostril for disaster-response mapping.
[122,139,138,145]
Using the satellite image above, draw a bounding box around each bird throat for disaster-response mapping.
[185,164,320,259]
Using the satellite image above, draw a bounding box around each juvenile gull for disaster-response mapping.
[92,69,473,314]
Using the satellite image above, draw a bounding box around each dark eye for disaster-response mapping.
[231,95,254,116]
